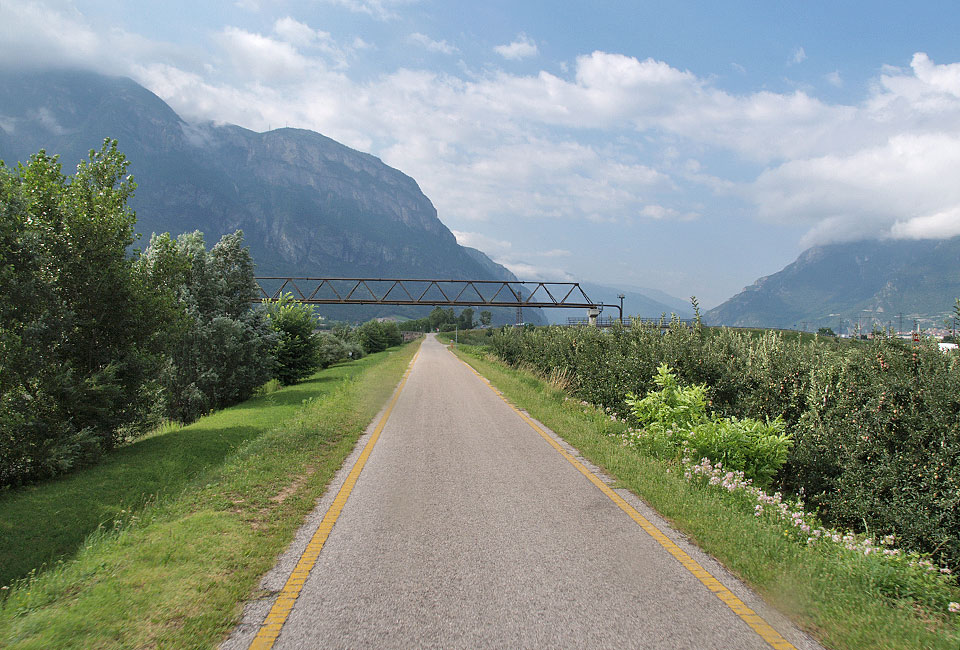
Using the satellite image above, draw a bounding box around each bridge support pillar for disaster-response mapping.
[587,308,600,327]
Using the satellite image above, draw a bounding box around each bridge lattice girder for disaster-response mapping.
[252,278,602,310]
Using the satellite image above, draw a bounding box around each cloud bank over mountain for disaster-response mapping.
[3,2,959,303]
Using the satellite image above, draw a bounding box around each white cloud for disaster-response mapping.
[318,0,415,20]
[641,204,697,221]
[751,133,960,243]
[216,27,315,81]
[6,3,960,251]
[494,259,574,282]
[409,32,458,55]
[494,33,538,60]
[825,70,843,87]
[452,231,512,254]
[273,17,318,48]
[792,47,807,64]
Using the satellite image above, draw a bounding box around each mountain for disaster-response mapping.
[706,238,960,331]
[544,282,693,325]
[0,68,543,324]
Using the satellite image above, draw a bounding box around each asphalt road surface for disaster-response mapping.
[224,334,821,650]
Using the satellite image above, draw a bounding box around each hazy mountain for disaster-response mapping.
[706,237,960,332]
[0,69,542,323]
[544,282,693,325]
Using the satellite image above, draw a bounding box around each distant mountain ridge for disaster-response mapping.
[0,69,539,322]
[543,282,692,325]
[706,237,960,331]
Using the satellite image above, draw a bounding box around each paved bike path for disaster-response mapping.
[225,334,820,649]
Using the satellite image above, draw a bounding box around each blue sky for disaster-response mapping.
[4,1,960,307]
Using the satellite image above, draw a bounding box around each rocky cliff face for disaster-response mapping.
[0,69,535,321]
[706,237,960,330]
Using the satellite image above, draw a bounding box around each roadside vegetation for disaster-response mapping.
[485,318,960,575]
[0,142,403,490]
[0,339,419,647]
[400,305,491,333]
[451,342,960,649]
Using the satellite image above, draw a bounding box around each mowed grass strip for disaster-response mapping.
[451,344,960,650]
[0,340,420,649]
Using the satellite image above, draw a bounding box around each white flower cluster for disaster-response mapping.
[677,451,959,614]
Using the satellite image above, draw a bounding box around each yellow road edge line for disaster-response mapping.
[453,350,797,650]
[248,347,421,650]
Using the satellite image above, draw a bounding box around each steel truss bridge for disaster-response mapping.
[253,277,622,324]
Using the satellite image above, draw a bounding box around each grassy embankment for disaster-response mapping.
[0,340,420,648]
[449,341,960,650]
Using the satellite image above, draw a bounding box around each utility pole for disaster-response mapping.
[898,312,904,335]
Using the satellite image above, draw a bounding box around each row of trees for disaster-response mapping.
[399,306,492,332]
[0,142,395,489]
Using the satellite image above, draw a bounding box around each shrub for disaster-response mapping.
[136,230,276,423]
[354,320,403,354]
[624,365,792,487]
[264,295,322,385]
[316,333,363,368]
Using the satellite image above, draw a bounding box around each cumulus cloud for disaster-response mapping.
[494,33,538,60]
[318,0,415,20]
[495,259,574,282]
[791,47,807,64]
[409,32,458,55]
[5,2,960,250]
[452,231,512,254]
[130,39,960,244]
[752,133,960,243]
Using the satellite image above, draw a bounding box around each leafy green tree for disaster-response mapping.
[818,327,836,337]
[355,319,403,354]
[428,306,456,331]
[479,310,493,327]
[0,142,156,486]
[458,308,475,330]
[264,294,322,385]
[355,320,387,354]
[136,230,276,423]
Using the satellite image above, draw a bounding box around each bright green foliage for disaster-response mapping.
[399,307,478,332]
[626,363,708,432]
[479,310,492,327]
[135,230,276,423]
[686,417,791,487]
[0,142,156,486]
[354,319,403,354]
[625,364,791,486]
[264,294,322,385]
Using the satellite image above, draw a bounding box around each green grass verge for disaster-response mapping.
[0,340,420,648]
[452,344,960,650]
